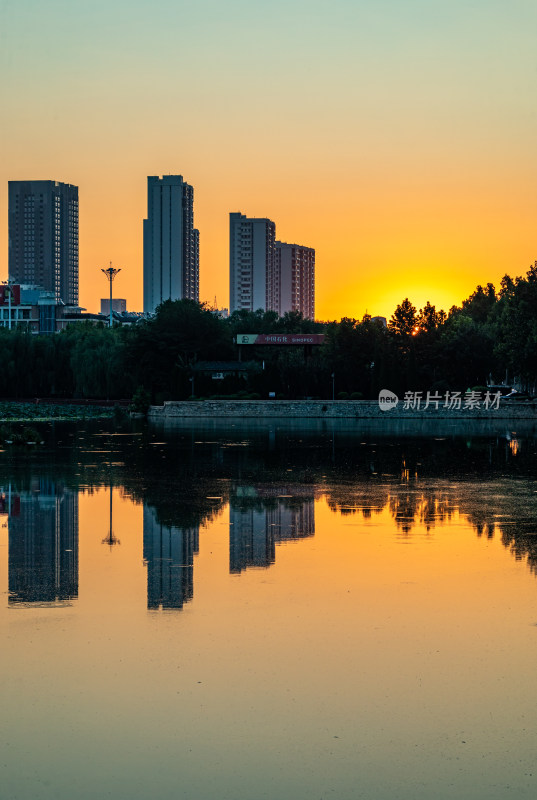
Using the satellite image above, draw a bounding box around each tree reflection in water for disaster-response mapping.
[2,418,537,607]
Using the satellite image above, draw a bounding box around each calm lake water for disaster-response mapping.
[2,418,537,800]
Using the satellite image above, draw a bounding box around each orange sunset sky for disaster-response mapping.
[1,0,536,319]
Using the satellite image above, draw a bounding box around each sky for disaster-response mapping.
[1,0,536,319]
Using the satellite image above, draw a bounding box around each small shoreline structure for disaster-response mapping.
[148,399,537,421]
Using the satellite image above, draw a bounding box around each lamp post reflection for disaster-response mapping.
[102,484,120,549]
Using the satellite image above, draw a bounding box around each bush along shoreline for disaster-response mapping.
[0,401,118,423]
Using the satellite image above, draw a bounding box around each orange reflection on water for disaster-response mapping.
[2,483,537,800]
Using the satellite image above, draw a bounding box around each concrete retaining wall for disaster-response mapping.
[148,399,537,420]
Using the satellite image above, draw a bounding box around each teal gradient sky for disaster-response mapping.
[1,0,536,317]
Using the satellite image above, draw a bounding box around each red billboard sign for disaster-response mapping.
[237,333,325,346]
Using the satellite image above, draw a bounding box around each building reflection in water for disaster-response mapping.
[143,505,199,610]
[7,480,78,605]
[229,486,315,574]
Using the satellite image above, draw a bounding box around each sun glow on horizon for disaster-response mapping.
[1,1,536,320]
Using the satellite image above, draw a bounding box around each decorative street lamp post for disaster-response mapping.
[101,263,121,328]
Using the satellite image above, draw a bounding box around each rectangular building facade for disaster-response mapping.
[192,227,200,302]
[8,180,79,305]
[143,505,199,609]
[274,242,315,319]
[229,213,315,319]
[0,284,91,334]
[229,212,276,313]
[101,298,127,315]
[229,492,315,574]
[143,175,199,314]
[8,482,78,604]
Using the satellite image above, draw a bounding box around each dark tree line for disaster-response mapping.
[1,264,537,401]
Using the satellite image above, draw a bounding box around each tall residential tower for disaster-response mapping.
[229,212,315,319]
[229,212,276,314]
[274,241,315,319]
[8,180,79,305]
[143,175,199,314]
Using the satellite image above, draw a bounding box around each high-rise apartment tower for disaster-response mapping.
[229,212,315,319]
[274,241,315,319]
[143,175,199,314]
[229,212,276,314]
[8,180,79,305]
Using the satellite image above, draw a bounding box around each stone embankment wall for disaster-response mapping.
[148,400,537,420]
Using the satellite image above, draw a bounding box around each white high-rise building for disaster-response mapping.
[229,212,275,313]
[143,175,199,314]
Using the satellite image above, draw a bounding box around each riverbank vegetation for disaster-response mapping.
[0,401,117,423]
[1,262,536,401]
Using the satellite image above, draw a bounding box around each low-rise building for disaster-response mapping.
[0,284,106,333]
[0,283,148,332]
[101,298,127,315]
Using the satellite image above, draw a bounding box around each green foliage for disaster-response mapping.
[125,300,233,399]
[460,283,497,323]
[488,262,537,385]
[69,324,130,399]
[1,277,537,400]
[388,298,418,337]
[0,401,114,422]
[436,315,496,389]
[0,323,132,400]
[129,386,151,414]
[228,308,322,337]
[417,302,444,332]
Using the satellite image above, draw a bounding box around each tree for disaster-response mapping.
[388,298,418,337]
[437,315,496,388]
[417,302,445,333]
[125,300,232,399]
[460,283,497,323]
[490,267,537,386]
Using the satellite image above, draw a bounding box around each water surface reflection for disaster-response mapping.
[229,487,315,574]
[7,481,78,605]
[2,421,537,604]
[2,421,537,800]
[143,505,198,609]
